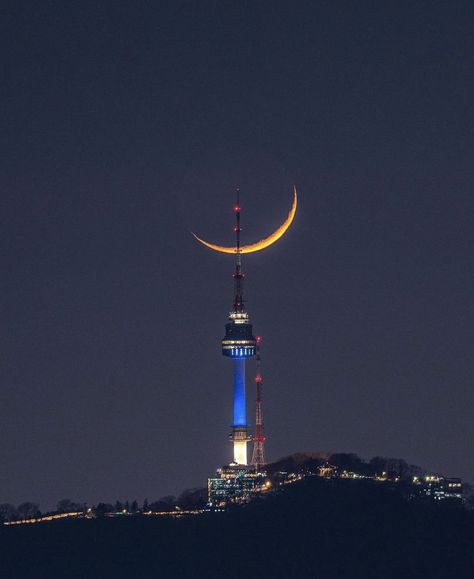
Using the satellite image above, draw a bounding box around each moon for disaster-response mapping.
[192,186,297,254]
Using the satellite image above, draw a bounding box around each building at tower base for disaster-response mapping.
[208,466,269,507]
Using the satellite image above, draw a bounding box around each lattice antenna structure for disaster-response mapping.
[251,336,266,471]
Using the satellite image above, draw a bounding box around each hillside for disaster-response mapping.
[3,476,474,579]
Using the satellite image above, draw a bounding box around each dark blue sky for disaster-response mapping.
[1,1,473,510]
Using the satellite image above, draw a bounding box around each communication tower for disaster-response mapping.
[221,190,256,465]
[251,336,266,471]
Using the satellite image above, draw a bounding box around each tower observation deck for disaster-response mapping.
[222,191,256,466]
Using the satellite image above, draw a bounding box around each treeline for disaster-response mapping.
[267,452,426,480]
[0,487,207,523]
[0,502,41,522]
[94,487,207,517]
[2,452,469,524]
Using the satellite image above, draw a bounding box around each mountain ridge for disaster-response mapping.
[3,471,474,578]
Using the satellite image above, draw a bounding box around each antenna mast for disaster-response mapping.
[233,187,244,312]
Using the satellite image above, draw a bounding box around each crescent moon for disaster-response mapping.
[192,186,297,254]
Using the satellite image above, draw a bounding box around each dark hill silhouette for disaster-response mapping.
[3,476,473,579]
[266,451,426,479]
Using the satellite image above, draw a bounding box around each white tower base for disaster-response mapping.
[230,426,251,465]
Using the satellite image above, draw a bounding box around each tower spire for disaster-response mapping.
[233,187,244,312]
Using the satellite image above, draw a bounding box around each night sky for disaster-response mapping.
[2,1,473,510]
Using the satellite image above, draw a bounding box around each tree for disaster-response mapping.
[17,502,40,519]
[0,503,17,522]
[57,499,79,513]
[369,456,424,480]
[177,488,207,510]
[143,498,149,512]
[329,453,368,475]
[159,495,176,506]
[94,503,113,518]
[115,501,123,512]
[130,500,138,513]
[149,496,177,512]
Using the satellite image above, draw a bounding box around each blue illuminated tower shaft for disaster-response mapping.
[231,357,250,464]
[221,190,256,465]
[233,358,247,427]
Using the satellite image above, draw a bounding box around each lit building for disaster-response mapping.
[318,463,337,478]
[413,475,463,501]
[208,466,268,507]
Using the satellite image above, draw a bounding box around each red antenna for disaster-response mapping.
[251,336,266,471]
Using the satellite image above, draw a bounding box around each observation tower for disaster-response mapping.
[198,186,297,505]
[193,186,296,476]
[221,190,256,466]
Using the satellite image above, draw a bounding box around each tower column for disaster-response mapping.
[231,358,250,465]
[233,358,246,426]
